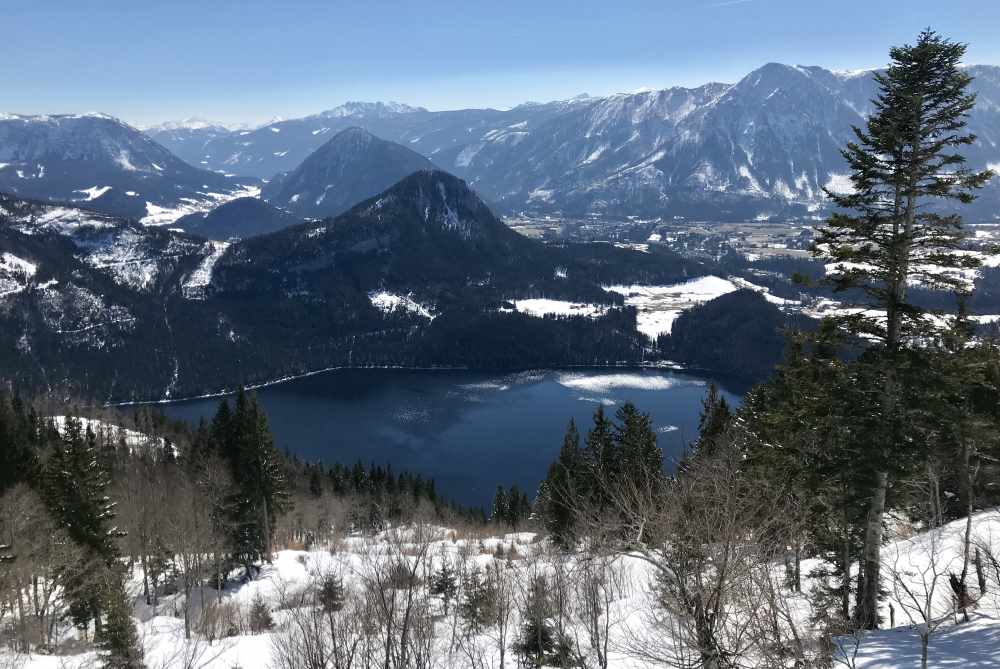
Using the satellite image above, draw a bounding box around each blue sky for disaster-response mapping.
[6,1,1000,127]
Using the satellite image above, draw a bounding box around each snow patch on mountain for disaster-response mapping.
[368,291,435,320]
[604,276,740,338]
[0,252,38,297]
[512,298,611,319]
[74,185,112,201]
[824,172,855,195]
[140,185,261,226]
[183,241,231,299]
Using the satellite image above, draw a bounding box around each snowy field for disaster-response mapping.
[507,275,797,341]
[604,275,795,339]
[140,185,261,227]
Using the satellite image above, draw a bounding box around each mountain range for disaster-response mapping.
[5,62,998,230]
[0,171,712,401]
[0,113,257,223]
[147,64,1000,221]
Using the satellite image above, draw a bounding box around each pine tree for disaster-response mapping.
[614,402,663,492]
[742,325,871,622]
[491,486,509,525]
[459,568,498,633]
[98,577,144,669]
[539,419,583,548]
[308,465,324,498]
[513,576,566,668]
[213,390,290,568]
[0,391,38,495]
[44,418,123,631]
[812,30,991,630]
[693,384,731,459]
[429,559,458,614]
[584,406,616,510]
[318,573,346,613]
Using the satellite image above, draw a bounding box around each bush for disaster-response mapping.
[318,574,346,613]
[385,561,419,589]
[249,594,274,634]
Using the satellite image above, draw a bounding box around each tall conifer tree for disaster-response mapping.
[813,30,991,629]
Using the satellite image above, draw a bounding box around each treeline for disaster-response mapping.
[536,402,663,548]
[0,386,475,666]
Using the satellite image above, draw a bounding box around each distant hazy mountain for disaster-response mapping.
[148,65,1000,220]
[140,118,244,172]
[260,127,436,219]
[174,197,302,240]
[148,99,595,180]
[0,113,254,222]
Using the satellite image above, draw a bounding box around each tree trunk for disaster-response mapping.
[794,541,802,593]
[857,471,887,629]
[959,438,975,585]
[262,498,272,563]
[841,511,852,623]
[975,548,988,596]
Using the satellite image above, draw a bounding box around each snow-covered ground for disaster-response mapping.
[182,241,231,299]
[508,275,802,340]
[5,508,998,668]
[0,251,38,297]
[368,290,436,320]
[830,510,1000,667]
[48,415,168,451]
[604,275,755,338]
[139,185,260,227]
[511,298,611,319]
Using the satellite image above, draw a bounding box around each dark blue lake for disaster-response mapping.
[160,368,742,509]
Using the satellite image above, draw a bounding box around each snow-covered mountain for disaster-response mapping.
[219,169,545,299]
[147,98,598,181]
[0,113,257,223]
[141,117,240,133]
[148,64,1000,220]
[0,172,708,400]
[260,127,436,219]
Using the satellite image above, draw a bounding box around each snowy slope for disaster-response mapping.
[0,112,257,221]
[5,509,999,668]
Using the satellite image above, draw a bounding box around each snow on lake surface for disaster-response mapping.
[556,371,683,393]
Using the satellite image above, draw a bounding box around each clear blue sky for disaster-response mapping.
[6,1,1000,127]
